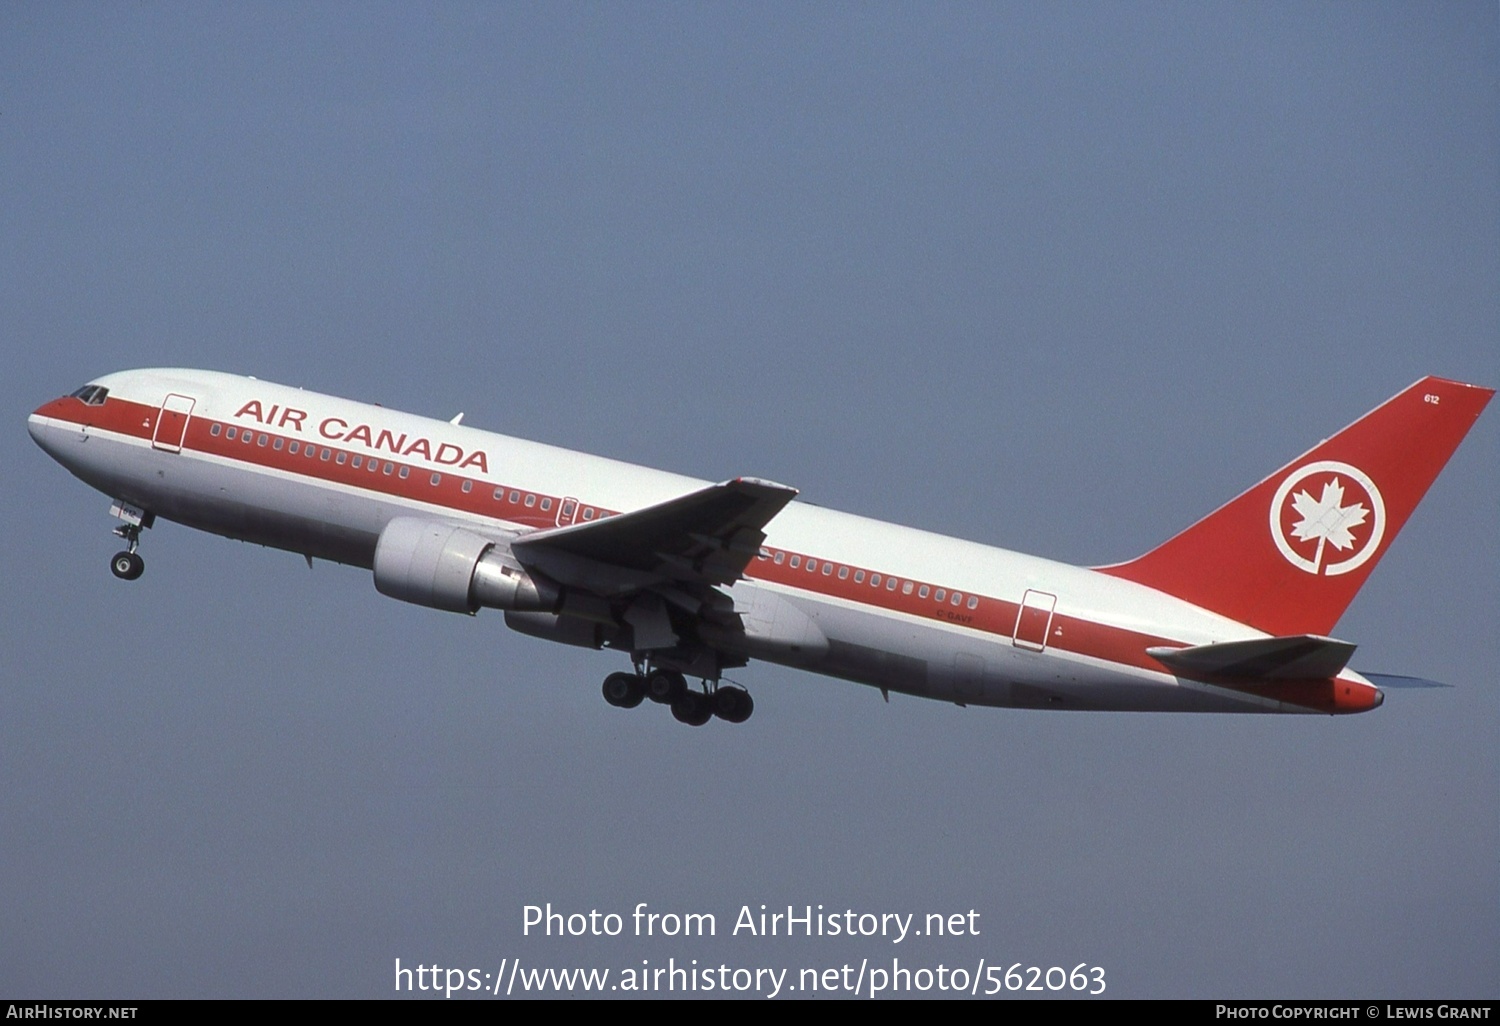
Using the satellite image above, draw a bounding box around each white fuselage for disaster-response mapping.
[29,368,1377,715]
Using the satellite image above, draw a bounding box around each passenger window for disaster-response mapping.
[838,566,849,580]
[273,438,284,451]
[774,552,785,565]
[509,491,520,503]
[902,581,914,595]
[210,424,222,436]
[854,570,864,583]
[320,448,330,460]
[887,578,897,591]
[790,556,800,569]
[398,466,408,478]
[919,585,930,598]
[583,508,594,520]
[226,427,237,440]
[493,488,505,501]
[758,548,770,561]
[822,563,832,576]
[967,595,979,609]
[257,434,268,446]
[952,592,963,606]
[525,495,536,507]
[807,560,817,573]
[383,463,394,475]
[462,480,472,493]
[430,473,441,486]
[289,440,299,454]
[541,498,552,511]
[935,589,946,602]
[336,452,346,465]
[352,455,362,468]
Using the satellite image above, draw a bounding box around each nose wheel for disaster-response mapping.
[107,504,151,581]
[111,550,145,580]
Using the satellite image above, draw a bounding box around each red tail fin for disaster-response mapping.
[1099,377,1492,636]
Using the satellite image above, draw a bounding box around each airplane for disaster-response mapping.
[28,369,1492,725]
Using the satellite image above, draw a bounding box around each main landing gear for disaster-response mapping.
[600,668,754,726]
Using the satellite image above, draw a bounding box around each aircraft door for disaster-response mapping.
[556,496,579,527]
[152,394,196,453]
[1012,589,1057,652]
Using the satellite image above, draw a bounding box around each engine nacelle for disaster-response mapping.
[373,517,560,614]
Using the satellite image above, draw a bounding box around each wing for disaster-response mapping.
[506,477,797,659]
[511,477,796,591]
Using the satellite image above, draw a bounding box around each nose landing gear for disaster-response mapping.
[110,546,144,580]
[107,501,153,581]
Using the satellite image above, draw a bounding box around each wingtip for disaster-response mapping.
[729,476,799,496]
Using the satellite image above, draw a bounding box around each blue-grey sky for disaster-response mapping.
[3,3,1496,998]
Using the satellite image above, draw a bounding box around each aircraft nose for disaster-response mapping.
[27,409,54,451]
[28,398,74,460]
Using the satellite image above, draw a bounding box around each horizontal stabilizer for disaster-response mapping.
[1147,634,1356,680]
[1362,672,1451,689]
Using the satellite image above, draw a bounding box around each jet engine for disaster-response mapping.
[372,516,561,614]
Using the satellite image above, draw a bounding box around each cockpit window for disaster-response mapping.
[69,385,109,406]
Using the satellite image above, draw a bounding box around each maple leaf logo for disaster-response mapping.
[1270,461,1386,577]
[1288,477,1369,573]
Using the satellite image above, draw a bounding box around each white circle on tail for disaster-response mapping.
[1269,460,1386,576]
